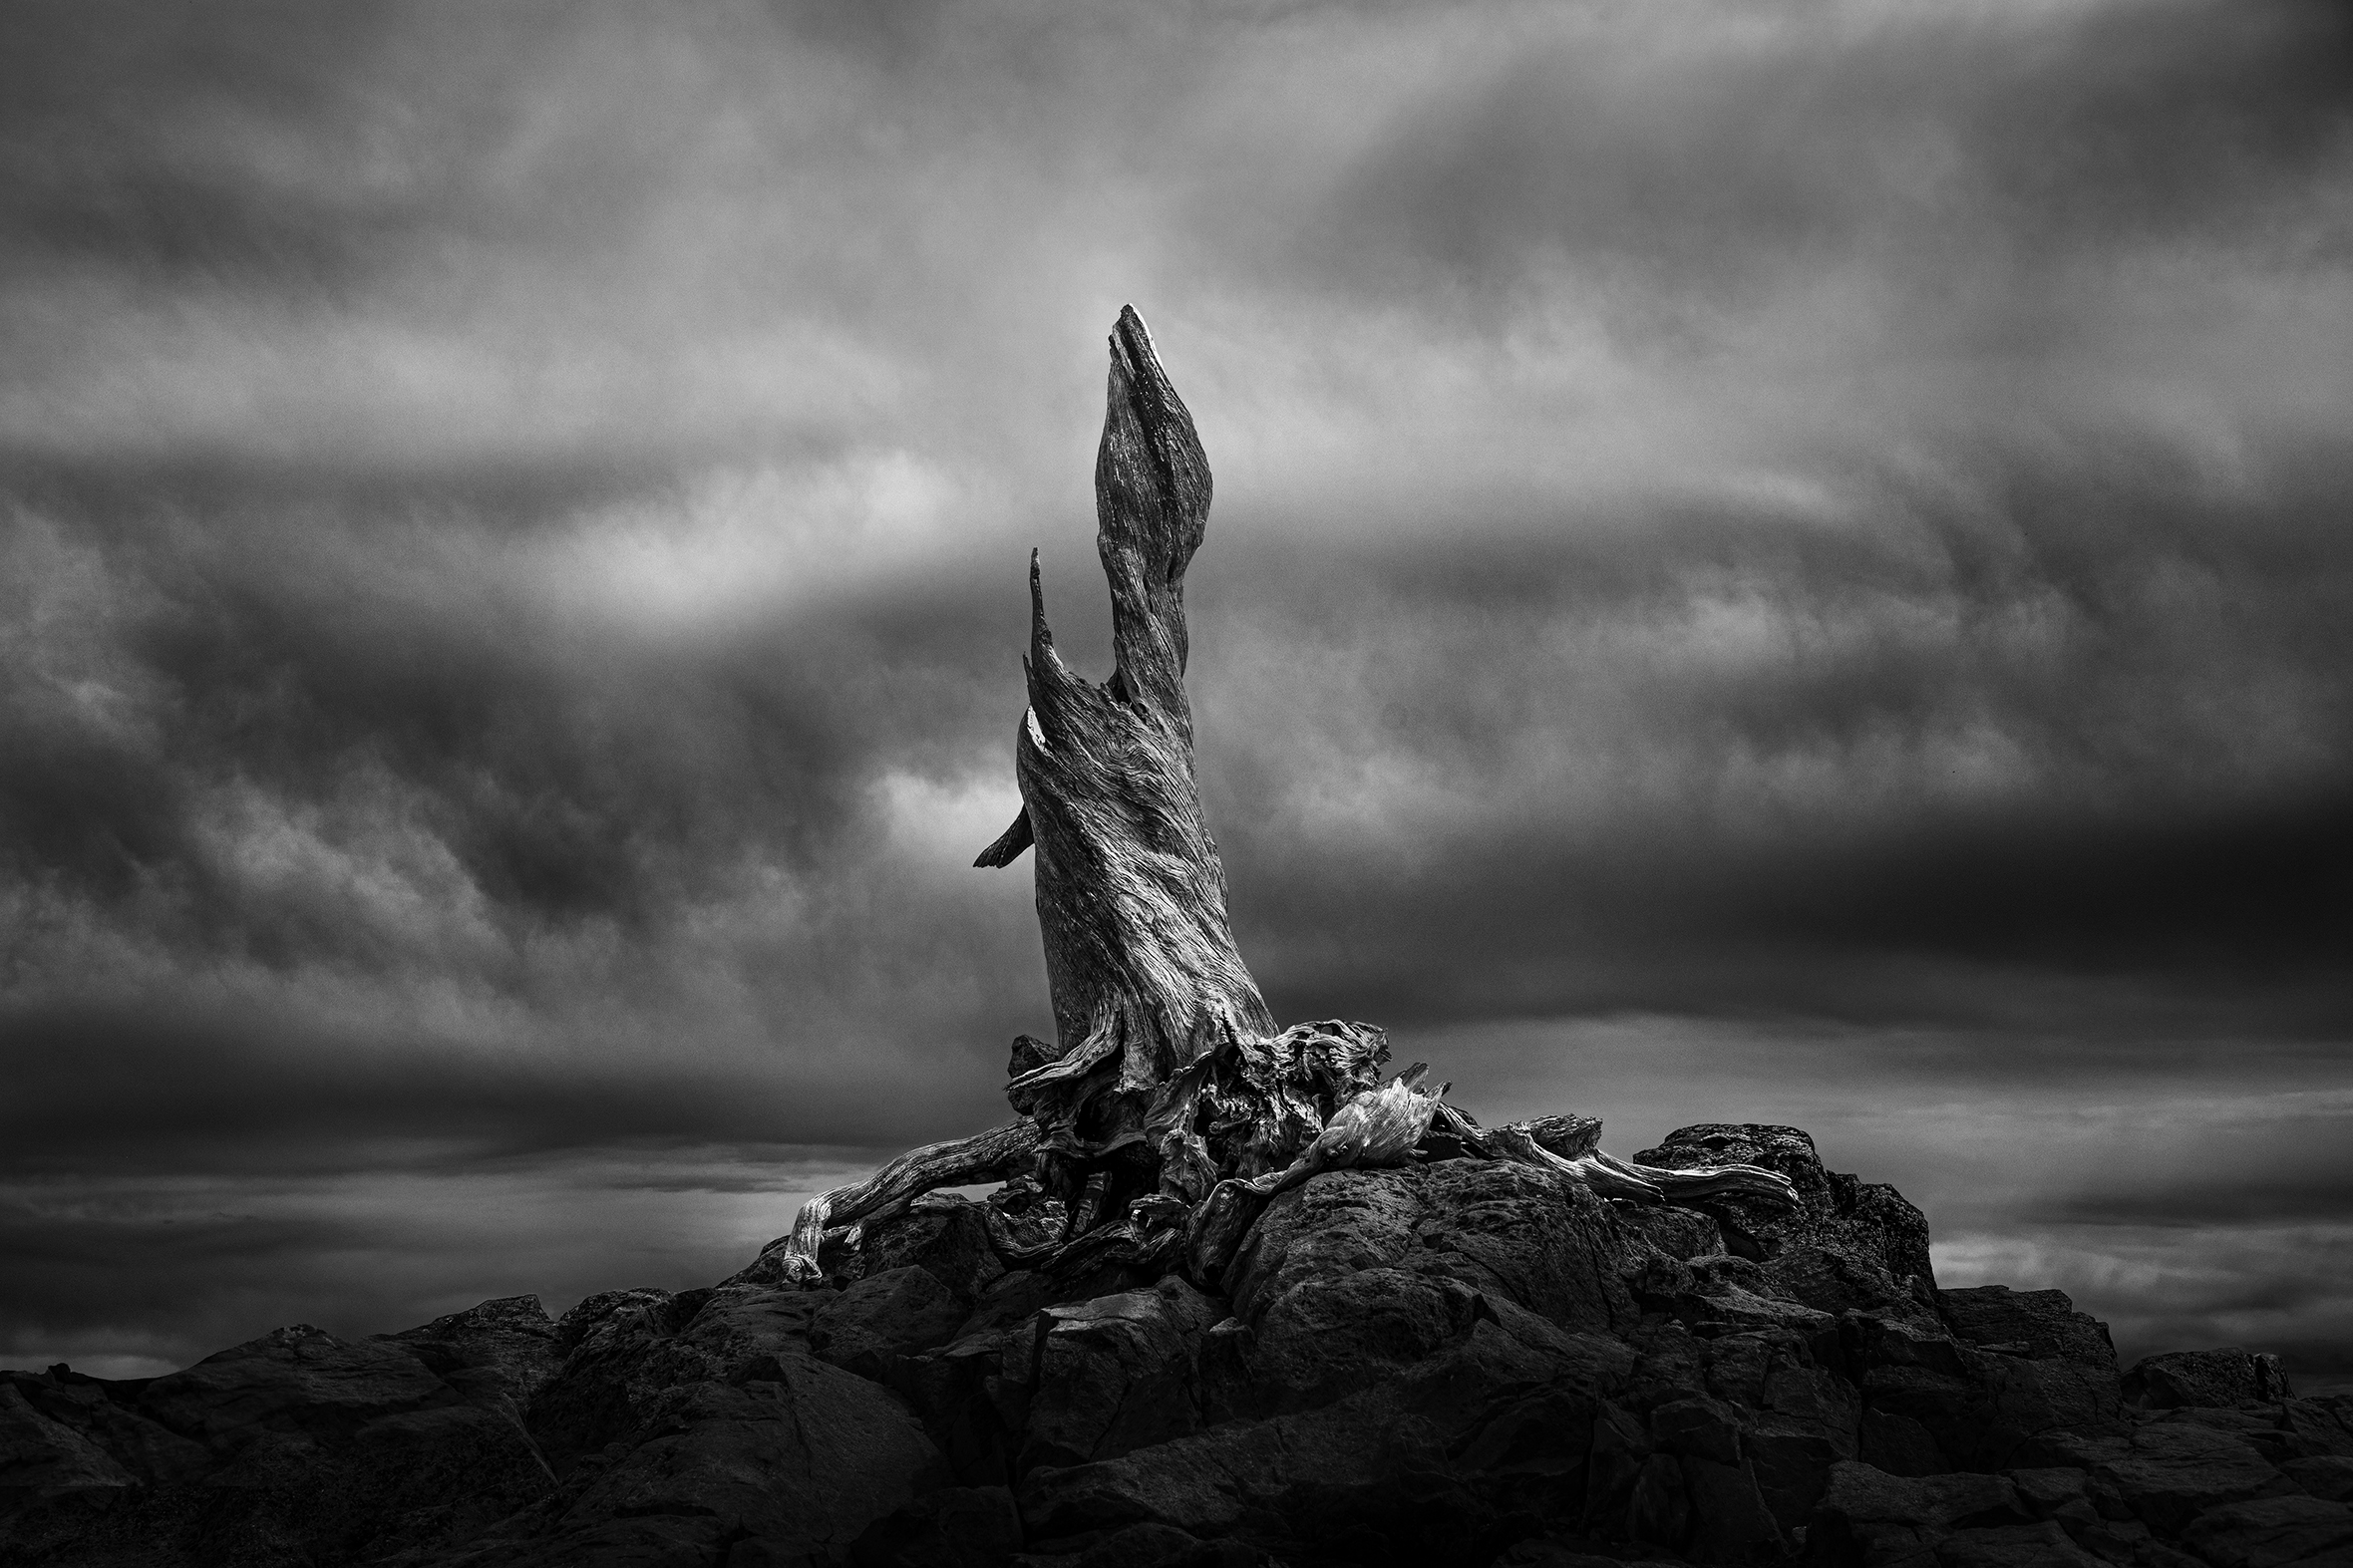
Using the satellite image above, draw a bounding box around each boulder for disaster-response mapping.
[852,1196,1010,1304]
[1019,1309,1623,1566]
[1929,1519,2106,1566]
[891,1320,1038,1485]
[1938,1286,2116,1372]
[1,1369,209,1488]
[2282,1395,2353,1459]
[814,1265,972,1381]
[2125,1348,2297,1410]
[0,1383,133,1499]
[955,1267,1074,1341]
[468,1362,942,1565]
[0,1320,558,1566]
[1615,1203,1726,1262]
[1826,1288,2127,1473]
[1955,1349,2125,1466]
[411,1288,946,1566]
[2144,1404,2324,1470]
[850,1482,1025,1566]
[333,1402,558,1543]
[1227,1159,1638,1340]
[1015,1276,1224,1471]
[2181,1493,2353,1567]
[675,1280,828,1371]
[2025,1419,2298,1533]
[1642,1395,1786,1561]
[138,1323,464,1447]
[1802,1461,2032,1565]
[527,1282,834,1470]
[526,1286,707,1468]
[1634,1126,1934,1292]
[376,1293,562,1406]
[2284,1452,2353,1501]
[1672,1278,1841,1353]
[1761,1244,1915,1321]
[1229,1261,1489,1415]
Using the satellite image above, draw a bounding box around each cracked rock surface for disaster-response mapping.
[5,1125,2348,1568]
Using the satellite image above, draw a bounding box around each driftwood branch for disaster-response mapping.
[771,1120,1040,1285]
[1185,1067,1450,1280]
[972,808,1033,869]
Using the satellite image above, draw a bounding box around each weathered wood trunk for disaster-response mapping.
[761,306,1799,1287]
[976,307,1277,1197]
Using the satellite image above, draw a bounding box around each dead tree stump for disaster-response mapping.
[975,306,1281,1215]
[764,307,1795,1287]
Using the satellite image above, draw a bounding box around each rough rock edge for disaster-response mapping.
[7,1122,2343,1568]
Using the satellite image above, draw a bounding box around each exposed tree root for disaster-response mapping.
[774,1120,1039,1287]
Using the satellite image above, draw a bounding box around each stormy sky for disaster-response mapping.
[4,0,2349,1383]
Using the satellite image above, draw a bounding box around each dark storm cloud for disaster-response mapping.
[2,0,2347,1376]
[1313,0,2353,289]
[1202,445,2352,1035]
[1,449,1045,1182]
[6,480,880,926]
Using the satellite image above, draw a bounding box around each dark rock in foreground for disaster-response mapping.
[6,1125,2348,1567]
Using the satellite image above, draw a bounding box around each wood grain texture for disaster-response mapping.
[763,308,1799,1288]
[772,1120,1040,1285]
[983,306,1275,1173]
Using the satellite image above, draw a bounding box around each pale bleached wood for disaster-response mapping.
[979,306,1276,1210]
[1184,1068,1449,1280]
[771,1120,1040,1286]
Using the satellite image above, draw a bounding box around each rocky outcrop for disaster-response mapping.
[5,1124,2346,1568]
[0,1315,557,1564]
[2125,1351,2299,1413]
